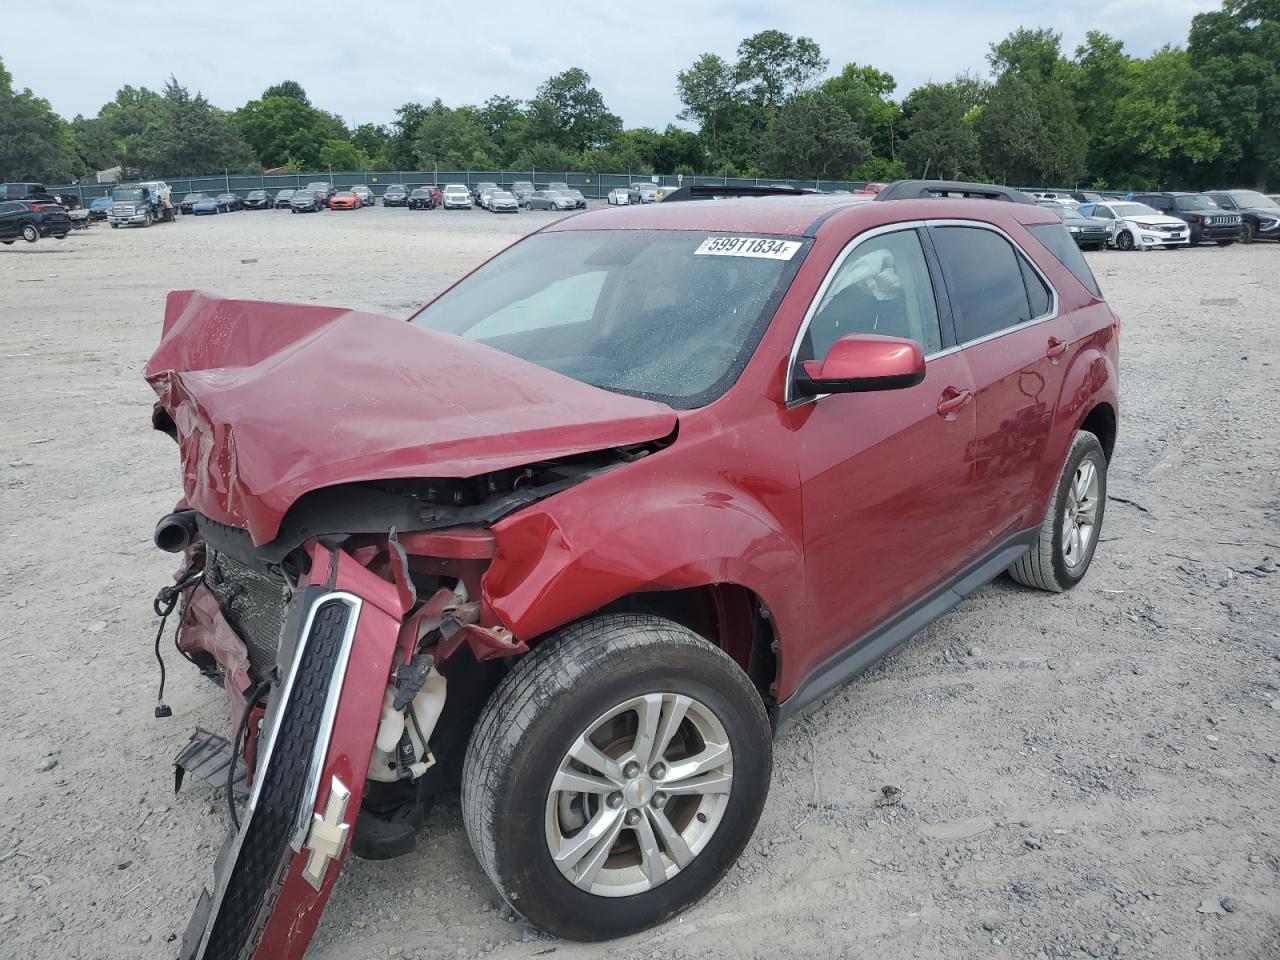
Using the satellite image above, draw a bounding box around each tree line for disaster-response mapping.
[1,0,1275,190]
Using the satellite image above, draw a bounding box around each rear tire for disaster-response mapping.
[21,224,39,243]
[1008,431,1107,592]
[462,614,771,941]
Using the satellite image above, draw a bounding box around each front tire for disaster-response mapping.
[1115,230,1134,251]
[462,614,771,941]
[1008,430,1107,592]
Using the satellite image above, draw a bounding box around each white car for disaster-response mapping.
[442,184,471,210]
[1031,191,1079,208]
[1078,201,1191,251]
[606,188,630,205]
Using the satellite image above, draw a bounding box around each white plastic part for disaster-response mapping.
[367,667,447,783]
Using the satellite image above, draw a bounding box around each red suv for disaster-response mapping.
[146,180,1118,959]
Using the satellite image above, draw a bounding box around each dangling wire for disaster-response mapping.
[228,679,272,831]
[151,568,203,718]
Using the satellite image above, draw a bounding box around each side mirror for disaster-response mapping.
[794,333,926,397]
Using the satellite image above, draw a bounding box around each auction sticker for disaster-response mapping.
[695,236,802,260]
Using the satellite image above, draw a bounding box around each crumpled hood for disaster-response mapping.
[145,291,678,545]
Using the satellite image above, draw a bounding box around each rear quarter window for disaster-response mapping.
[1027,223,1102,298]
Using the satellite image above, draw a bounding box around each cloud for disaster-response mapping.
[1,0,1220,130]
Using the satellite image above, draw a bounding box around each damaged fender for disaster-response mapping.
[183,542,410,960]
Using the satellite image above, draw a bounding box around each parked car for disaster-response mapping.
[408,187,437,210]
[1077,200,1191,251]
[1129,191,1241,246]
[488,190,519,213]
[329,190,362,210]
[607,188,631,205]
[289,189,324,213]
[146,179,1118,956]
[559,188,587,209]
[510,180,536,202]
[1058,205,1111,250]
[87,196,114,221]
[244,189,273,210]
[442,184,471,209]
[1030,191,1079,208]
[545,180,570,191]
[191,196,221,216]
[216,192,244,212]
[525,189,576,211]
[1070,190,1105,204]
[382,184,410,207]
[307,181,336,203]
[350,185,375,207]
[628,181,659,204]
[274,188,296,208]
[471,181,498,204]
[179,192,209,215]
[478,185,501,210]
[1203,189,1280,244]
[0,199,71,243]
[0,182,52,201]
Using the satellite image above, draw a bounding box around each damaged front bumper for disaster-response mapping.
[180,543,407,960]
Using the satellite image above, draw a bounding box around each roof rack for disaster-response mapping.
[874,180,1035,204]
[659,184,804,203]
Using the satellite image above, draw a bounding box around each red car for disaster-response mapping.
[328,190,362,210]
[145,179,1118,958]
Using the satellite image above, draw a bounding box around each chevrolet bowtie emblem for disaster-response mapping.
[302,775,351,890]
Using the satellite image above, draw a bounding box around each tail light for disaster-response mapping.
[30,203,47,212]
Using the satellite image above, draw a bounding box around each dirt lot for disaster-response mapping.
[1,206,1277,960]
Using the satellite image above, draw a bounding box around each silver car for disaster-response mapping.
[488,190,519,213]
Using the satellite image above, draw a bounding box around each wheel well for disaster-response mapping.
[596,585,779,706]
[1080,403,1117,462]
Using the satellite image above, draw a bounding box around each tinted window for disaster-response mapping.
[1028,223,1102,297]
[801,229,942,361]
[1174,195,1216,211]
[932,226,1035,342]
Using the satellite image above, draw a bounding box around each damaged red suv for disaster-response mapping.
[146,180,1118,958]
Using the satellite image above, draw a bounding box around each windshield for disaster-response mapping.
[411,229,807,408]
[182,193,203,201]
[1227,190,1278,209]
[1174,195,1217,211]
[1112,203,1158,218]
[113,189,144,201]
[1061,207,1086,222]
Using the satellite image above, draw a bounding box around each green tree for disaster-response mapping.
[762,90,869,178]
[527,68,622,152]
[479,95,531,165]
[131,77,251,176]
[0,57,81,181]
[734,30,828,107]
[351,123,391,167]
[821,63,902,162]
[71,85,162,174]
[262,80,311,106]
[1070,32,1134,185]
[235,93,346,169]
[319,138,368,171]
[900,80,984,179]
[413,100,498,168]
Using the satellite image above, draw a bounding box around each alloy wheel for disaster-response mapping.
[544,692,733,898]
[1061,458,1100,568]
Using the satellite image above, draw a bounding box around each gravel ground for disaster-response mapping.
[0,206,1277,960]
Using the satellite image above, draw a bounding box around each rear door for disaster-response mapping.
[0,201,20,239]
[927,222,1075,545]
[791,225,980,663]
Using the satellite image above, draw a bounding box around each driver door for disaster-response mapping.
[788,227,981,680]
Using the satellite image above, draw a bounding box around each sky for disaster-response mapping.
[3,0,1220,130]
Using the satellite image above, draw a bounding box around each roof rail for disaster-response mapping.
[659,184,804,203]
[874,180,1035,204]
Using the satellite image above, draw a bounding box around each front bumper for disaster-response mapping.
[180,544,409,960]
[108,212,150,225]
[1192,224,1243,242]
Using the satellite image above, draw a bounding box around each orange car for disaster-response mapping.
[328,190,362,210]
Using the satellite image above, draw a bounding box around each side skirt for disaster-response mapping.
[771,528,1038,733]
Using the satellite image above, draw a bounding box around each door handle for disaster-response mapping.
[936,388,973,417]
[1046,337,1067,359]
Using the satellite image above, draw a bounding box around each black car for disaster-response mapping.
[407,187,436,210]
[179,192,209,215]
[1204,190,1280,244]
[1058,205,1111,250]
[274,189,296,208]
[289,189,324,213]
[471,181,498,204]
[1129,192,1242,246]
[0,199,72,244]
[243,189,272,210]
[87,196,113,221]
[216,192,244,212]
[306,181,336,203]
[382,184,410,207]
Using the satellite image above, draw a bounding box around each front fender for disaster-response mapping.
[482,467,805,665]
